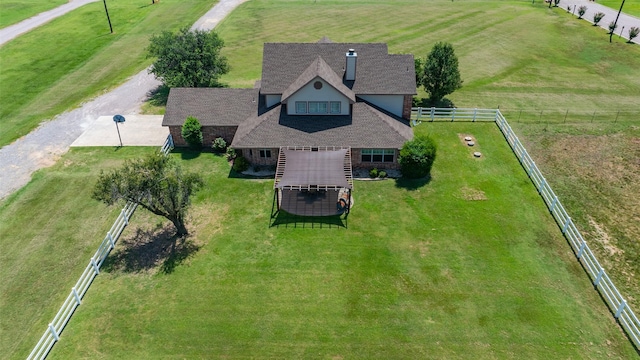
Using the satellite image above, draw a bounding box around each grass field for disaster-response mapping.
[0,123,635,358]
[0,0,217,147]
[0,0,67,28]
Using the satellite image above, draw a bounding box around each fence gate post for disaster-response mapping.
[72,287,82,305]
[615,300,627,319]
[48,323,59,341]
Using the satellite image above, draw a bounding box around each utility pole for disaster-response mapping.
[103,0,113,34]
[610,0,625,43]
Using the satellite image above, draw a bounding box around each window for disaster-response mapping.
[361,149,394,163]
[295,101,307,114]
[259,149,272,158]
[330,101,341,114]
[308,101,328,114]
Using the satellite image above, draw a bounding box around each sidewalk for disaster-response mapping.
[560,0,640,44]
[0,0,99,47]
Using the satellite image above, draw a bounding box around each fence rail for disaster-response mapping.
[411,107,496,125]
[494,110,640,350]
[27,134,174,360]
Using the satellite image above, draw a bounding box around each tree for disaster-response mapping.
[399,134,437,179]
[593,12,605,26]
[608,21,618,34]
[418,42,463,104]
[578,6,587,19]
[629,27,639,42]
[93,152,203,236]
[147,27,229,88]
[182,116,203,149]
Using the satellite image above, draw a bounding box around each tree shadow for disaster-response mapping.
[170,147,201,160]
[412,97,456,108]
[146,84,170,107]
[102,224,200,274]
[394,174,432,191]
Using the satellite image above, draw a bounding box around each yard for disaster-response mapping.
[1,123,636,358]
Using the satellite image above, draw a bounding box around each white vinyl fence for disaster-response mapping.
[27,134,174,360]
[412,107,639,350]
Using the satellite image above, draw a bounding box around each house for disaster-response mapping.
[162,38,416,170]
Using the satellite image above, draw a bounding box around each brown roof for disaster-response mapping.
[281,56,356,104]
[162,88,259,127]
[260,43,416,96]
[231,101,413,149]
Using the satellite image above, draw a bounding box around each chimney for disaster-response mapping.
[345,48,357,81]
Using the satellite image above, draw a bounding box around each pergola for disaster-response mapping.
[272,146,353,217]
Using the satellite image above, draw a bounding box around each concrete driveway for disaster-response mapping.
[71,115,168,147]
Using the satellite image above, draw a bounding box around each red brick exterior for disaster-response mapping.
[240,148,280,166]
[168,126,238,148]
[402,95,413,120]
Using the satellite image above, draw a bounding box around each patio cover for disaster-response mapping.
[275,148,352,190]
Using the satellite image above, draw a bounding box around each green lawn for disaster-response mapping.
[1,123,633,359]
[0,0,67,28]
[598,0,640,18]
[0,0,217,147]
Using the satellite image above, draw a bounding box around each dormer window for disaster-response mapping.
[294,101,342,114]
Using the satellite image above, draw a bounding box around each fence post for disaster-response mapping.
[451,108,456,122]
[594,267,605,286]
[121,209,128,225]
[430,107,435,122]
[169,133,174,149]
[107,232,115,249]
[72,287,82,305]
[538,178,546,194]
[495,109,500,121]
[577,241,586,259]
[473,108,477,122]
[90,257,100,275]
[615,300,627,319]
[550,196,558,213]
[48,323,59,341]
[562,217,571,234]
[418,107,423,119]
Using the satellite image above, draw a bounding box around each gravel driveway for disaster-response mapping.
[0,0,249,200]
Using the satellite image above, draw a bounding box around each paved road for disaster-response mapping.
[560,0,640,44]
[0,0,249,200]
[0,0,99,47]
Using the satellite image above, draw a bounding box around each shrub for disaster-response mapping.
[593,12,605,26]
[212,137,227,153]
[369,168,379,178]
[232,155,249,172]
[225,147,236,161]
[399,134,437,179]
[378,170,388,179]
[577,6,587,19]
[553,0,560,7]
[181,116,202,149]
[608,21,618,34]
[629,27,639,42]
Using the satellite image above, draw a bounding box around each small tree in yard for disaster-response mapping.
[147,27,229,88]
[593,12,605,26]
[182,116,203,149]
[578,6,587,19]
[608,21,618,34]
[554,0,560,7]
[93,152,203,236]
[399,135,437,179]
[629,27,639,42]
[417,42,463,104]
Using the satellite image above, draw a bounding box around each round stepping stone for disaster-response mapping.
[467,141,475,146]
[473,152,482,158]
[464,136,472,141]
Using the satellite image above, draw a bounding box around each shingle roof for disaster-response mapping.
[260,43,416,95]
[281,56,356,104]
[162,88,259,127]
[231,101,413,149]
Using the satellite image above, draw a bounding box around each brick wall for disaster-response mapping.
[168,126,238,148]
[402,95,413,120]
[240,148,279,166]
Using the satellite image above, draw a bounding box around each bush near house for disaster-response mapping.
[181,116,203,149]
[212,137,227,153]
[399,134,437,179]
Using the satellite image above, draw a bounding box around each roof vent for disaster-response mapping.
[345,49,357,81]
